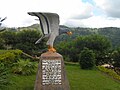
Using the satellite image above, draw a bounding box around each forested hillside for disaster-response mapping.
[1,24,120,50]
[56,26,120,47]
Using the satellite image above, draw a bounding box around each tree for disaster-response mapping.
[74,34,112,65]
[56,41,78,62]
[0,29,46,55]
[112,47,120,67]
[79,48,96,69]
[14,30,46,55]
[0,31,16,49]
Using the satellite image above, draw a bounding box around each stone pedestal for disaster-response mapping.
[34,51,70,90]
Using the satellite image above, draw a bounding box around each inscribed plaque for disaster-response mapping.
[42,60,62,85]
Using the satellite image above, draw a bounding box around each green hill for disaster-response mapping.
[56,26,120,47]
[3,24,120,47]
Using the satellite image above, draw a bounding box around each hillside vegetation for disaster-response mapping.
[56,26,120,47]
[2,24,120,47]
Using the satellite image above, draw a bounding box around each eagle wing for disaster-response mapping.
[28,12,51,35]
[28,12,60,46]
[0,17,7,31]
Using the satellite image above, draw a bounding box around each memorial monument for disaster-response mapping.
[28,12,72,90]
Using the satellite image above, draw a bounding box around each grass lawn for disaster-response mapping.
[3,75,36,90]
[66,64,120,90]
[3,64,120,90]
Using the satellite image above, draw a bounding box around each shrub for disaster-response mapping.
[12,59,37,75]
[79,48,96,69]
[0,50,22,66]
[0,50,22,63]
[114,67,120,75]
[98,66,120,81]
[0,38,5,49]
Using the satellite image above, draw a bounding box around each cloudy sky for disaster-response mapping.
[0,0,120,28]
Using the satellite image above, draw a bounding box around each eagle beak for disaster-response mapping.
[67,31,72,35]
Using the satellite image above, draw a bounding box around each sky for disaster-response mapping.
[0,0,120,28]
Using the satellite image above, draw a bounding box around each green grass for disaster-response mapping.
[2,64,120,90]
[3,74,36,90]
[66,64,120,90]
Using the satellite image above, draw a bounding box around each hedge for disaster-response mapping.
[98,66,120,81]
[0,50,22,65]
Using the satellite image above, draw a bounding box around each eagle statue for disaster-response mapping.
[0,17,7,32]
[28,12,72,52]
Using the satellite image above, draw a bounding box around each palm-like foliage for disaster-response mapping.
[12,59,37,75]
[0,63,10,88]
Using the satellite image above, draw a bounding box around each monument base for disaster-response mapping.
[34,51,70,90]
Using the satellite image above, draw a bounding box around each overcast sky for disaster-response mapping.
[0,0,120,28]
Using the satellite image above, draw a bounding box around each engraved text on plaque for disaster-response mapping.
[42,60,62,85]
